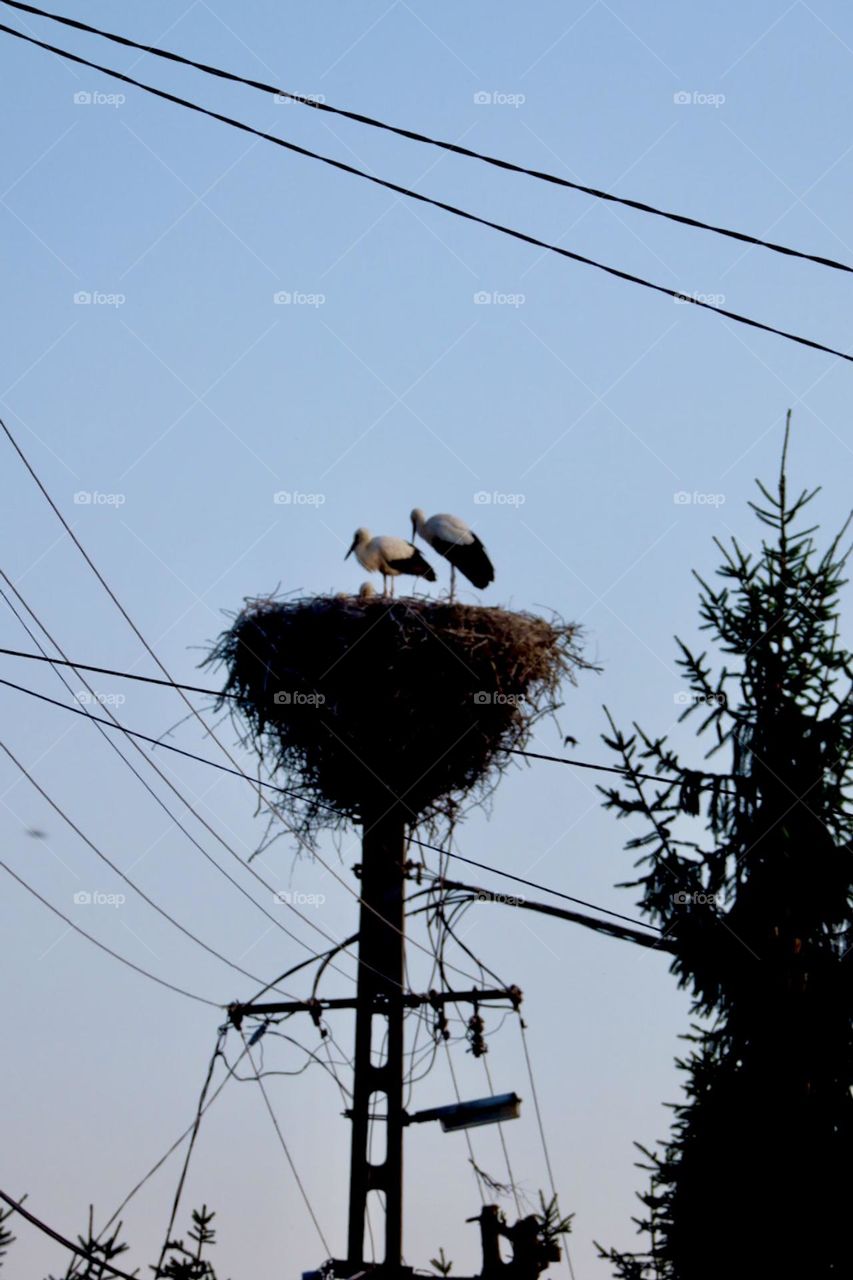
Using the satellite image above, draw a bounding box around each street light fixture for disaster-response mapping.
[405,1092,521,1133]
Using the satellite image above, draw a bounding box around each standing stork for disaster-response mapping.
[345,528,436,597]
[410,509,495,600]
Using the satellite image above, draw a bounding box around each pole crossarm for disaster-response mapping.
[227,986,522,1027]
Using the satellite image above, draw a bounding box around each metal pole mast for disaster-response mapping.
[346,803,407,1274]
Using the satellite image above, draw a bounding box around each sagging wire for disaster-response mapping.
[432,895,528,1219]
[240,1031,331,1254]
[517,1017,577,1280]
[153,1025,229,1278]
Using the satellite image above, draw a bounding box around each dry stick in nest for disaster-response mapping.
[206,595,595,842]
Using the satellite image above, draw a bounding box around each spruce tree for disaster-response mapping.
[157,1206,226,1280]
[0,1202,16,1272]
[598,421,852,1277]
[45,1208,133,1279]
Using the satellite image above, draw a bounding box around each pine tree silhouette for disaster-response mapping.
[156,1206,228,1280]
[597,419,852,1277]
[0,1201,18,1272]
[45,1207,134,1279]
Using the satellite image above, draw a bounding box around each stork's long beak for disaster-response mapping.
[410,519,416,542]
[344,537,356,560]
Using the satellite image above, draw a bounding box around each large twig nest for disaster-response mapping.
[207,595,592,835]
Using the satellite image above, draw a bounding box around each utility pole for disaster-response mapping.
[346,804,407,1274]
[227,809,525,1280]
[215,591,585,1278]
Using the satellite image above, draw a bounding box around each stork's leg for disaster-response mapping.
[450,564,457,603]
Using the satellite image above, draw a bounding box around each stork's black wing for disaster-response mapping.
[388,544,437,581]
[433,532,494,589]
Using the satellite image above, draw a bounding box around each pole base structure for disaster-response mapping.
[346,804,407,1273]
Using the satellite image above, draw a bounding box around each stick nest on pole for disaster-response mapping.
[207,595,591,837]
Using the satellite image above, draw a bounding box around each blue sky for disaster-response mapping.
[2,1,852,1276]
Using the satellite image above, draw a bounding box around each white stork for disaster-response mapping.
[410,509,495,600]
[345,528,436,597]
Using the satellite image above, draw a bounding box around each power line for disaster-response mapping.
[0,575,351,977]
[0,735,299,997]
[0,419,662,951]
[507,744,720,788]
[241,1032,332,1255]
[5,847,349,1258]
[0,578,337,976]
[0,673,658,934]
[4,0,852,277]
[99,1022,348,1246]
[0,421,480,990]
[153,1029,226,1279]
[0,643,235,702]
[98,1037,253,1239]
[2,781,576,1269]
[517,1019,577,1280]
[441,1036,488,1207]
[1,509,356,1008]
[0,669,485,991]
[410,842,660,932]
[3,888,576,1277]
[249,1030,354,1098]
[0,626,724,966]
[1,25,851,364]
[431,875,670,948]
[0,860,221,1007]
[0,645,726,790]
[482,1051,523,1218]
[0,1190,143,1280]
[244,935,358,1009]
[0,420,366,981]
[0,680,478,995]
